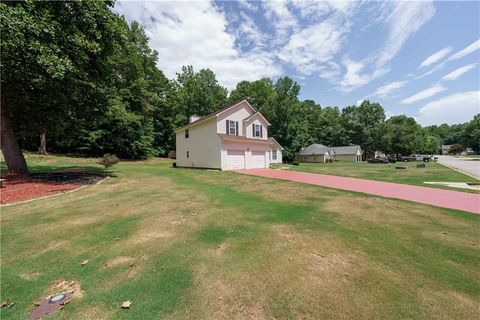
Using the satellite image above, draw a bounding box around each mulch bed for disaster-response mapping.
[0,172,104,205]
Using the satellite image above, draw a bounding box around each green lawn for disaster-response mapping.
[1,154,479,319]
[272,161,479,193]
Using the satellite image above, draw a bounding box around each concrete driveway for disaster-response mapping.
[236,169,480,214]
[437,155,480,179]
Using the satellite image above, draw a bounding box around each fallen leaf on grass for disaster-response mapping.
[80,260,89,266]
[8,302,15,308]
[121,300,132,309]
[1,300,8,308]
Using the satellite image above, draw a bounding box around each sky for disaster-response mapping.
[114,0,480,126]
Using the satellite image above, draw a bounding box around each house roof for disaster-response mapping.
[174,99,255,132]
[243,112,271,126]
[331,145,362,155]
[269,137,284,150]
[299,144,330,155]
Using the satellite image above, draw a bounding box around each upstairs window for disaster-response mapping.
[253,123,263,138]
[185,129,189,139]
[226,120,238,135]
[186,151,189,158]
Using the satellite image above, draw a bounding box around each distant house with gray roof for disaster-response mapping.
[299,144,362,162]
[299,144,334,163]
[331,145,363,161]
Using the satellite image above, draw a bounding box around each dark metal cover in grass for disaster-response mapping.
[28,292,73,320]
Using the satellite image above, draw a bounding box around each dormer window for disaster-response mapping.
[253,123,263,138]
[226,120,238,135]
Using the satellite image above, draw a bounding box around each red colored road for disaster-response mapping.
[235,169,480,214]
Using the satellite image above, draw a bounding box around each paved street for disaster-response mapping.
[437,155,480,179]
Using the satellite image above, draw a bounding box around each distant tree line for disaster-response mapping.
[1,1,478,173]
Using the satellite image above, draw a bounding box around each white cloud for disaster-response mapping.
[114,1,281,89]
[416,38,480,79]
[334,0,435,92]
[262,0,298,44]
[442,63,477,81]
[418,91,480,125]
[375,1,435,70]
[372,80,408,98]
[418,47,452,69]
[447,38,480,61]
[401,84,446,104]
[237,0,257,11]
[278,15,350,76]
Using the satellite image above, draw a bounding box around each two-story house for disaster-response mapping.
[175,100,283,170]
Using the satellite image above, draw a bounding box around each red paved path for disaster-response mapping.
[235,169,480,214]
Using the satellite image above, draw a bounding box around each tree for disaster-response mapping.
[342,100,385,159]
[421,134,441,154]
[174,66,227,126]
[377,115,424,157]
[448,144,464,154]
[461,114,480,152]
[228,78,276,112]
[314,107,348,146]
[1,0,119,172]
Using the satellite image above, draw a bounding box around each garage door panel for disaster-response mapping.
[225,149,245,170]
[249,151,266,169]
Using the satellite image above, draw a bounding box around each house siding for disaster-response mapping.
[300,154,327,163]
[245,119,268,140]
[335,154,359,161]
[270,149,282,164]
[217,102,254,135]
[176,117,221,169]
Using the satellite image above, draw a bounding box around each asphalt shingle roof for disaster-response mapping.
[299,144,330,155]
[299,144,362,155]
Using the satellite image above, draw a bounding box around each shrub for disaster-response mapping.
[98,154,120,169]
[291,161,299,166]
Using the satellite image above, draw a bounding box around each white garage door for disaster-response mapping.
[225,150,245,170]
[249,151,266,169]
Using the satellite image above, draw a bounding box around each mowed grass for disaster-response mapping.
[273,161,479,193]
[1,154,479,319]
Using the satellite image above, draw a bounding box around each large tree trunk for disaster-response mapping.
[1,89,29,173]
[39,129,47,155]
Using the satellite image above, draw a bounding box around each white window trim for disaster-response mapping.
[272,149,277,160]
[227,120,238,135]
[253,123,262,137]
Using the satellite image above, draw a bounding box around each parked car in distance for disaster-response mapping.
[367,157,389,164]
[401,155,417,162]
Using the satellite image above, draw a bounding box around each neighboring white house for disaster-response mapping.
[331,145,363,162]
[299,144,362,162]
[299,144,333,163]
[175,100,283,170]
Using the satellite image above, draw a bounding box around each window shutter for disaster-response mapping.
[260,125,263,138]
[252,124,255,137]
[226,120,229,135]
[235,122,238,136]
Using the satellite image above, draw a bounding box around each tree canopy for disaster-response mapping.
[1,0,478,172]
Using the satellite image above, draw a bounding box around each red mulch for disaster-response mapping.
[0,173,82,205]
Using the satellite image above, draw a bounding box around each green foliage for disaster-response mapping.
[448,144,464,154]
[291,161,300,166]
[377,115,424,156]
[2,0,477,163]
[174,65,228,126]
[461,114,480,152]
[98,154,120,169]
